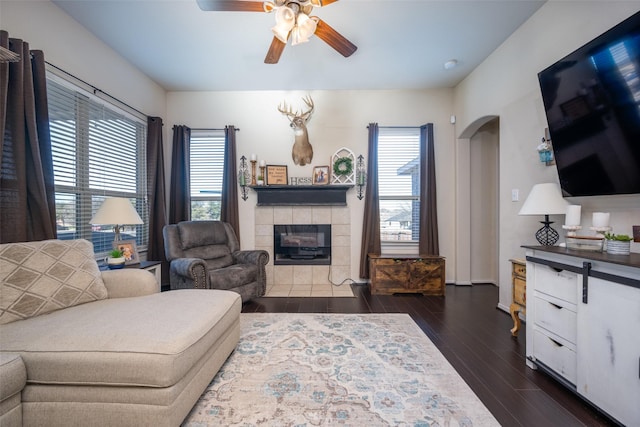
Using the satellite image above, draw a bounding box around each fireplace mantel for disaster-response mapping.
[250,185,353,206]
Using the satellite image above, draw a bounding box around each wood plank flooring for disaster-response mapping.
[242,283,618,427]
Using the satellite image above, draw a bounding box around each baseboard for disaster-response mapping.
[496,303,510,313]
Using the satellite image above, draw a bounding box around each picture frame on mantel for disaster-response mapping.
[266,165,288,185]
[312,166,330,185]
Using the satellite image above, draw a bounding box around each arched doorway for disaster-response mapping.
[455,116,499,286]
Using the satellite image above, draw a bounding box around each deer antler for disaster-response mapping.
[277,101,296,121]
[300,95,314,121]
[278,96,314,123]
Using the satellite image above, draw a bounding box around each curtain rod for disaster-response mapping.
[190,127,240,131]
[45,61,147,119]
[367,125,421,129]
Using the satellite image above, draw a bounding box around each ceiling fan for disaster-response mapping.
[196,0,357,64]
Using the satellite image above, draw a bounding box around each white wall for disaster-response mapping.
[454,1,640,311]
[167,89,457,281]
[1,1,166,119]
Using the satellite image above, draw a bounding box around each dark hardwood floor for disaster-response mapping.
[243,283,618,427]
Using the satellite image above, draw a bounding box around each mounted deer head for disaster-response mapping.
[278,95,314,166]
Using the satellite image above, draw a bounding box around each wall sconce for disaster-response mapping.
[537,128,554,166]
[238,155,249,201]
[356,154,366,200]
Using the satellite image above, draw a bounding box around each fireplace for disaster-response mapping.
[274,224,331,265]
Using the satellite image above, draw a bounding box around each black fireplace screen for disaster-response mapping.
[273,224,331,265]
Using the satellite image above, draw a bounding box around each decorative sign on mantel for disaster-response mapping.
[266,165,288,185]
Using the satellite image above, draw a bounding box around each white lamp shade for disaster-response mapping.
[90,197,143,225]
[518,183,569,216]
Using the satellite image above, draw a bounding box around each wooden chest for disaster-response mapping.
[369,254,445,296]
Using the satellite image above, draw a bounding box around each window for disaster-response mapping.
[190,130,225,220]
[47,73,148,255]
[377,127,421,243]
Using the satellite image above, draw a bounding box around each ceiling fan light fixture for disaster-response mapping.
[274,5,296,24]
[272,23,292,43]
[263,1,276,12]
[292,13,316,45]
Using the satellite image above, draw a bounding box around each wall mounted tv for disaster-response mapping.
[538,10,640,197]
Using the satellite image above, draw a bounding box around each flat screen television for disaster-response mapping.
[538,10,640,197]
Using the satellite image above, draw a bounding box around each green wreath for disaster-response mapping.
[333,157,353,176]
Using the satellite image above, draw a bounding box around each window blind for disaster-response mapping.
[190,130,225,220]
[377,127,421,242]
[47,76,148,255]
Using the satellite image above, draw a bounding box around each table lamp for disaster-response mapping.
[518,183,569,246]
[90,197,143,242]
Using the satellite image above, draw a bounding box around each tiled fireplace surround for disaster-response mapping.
[254,206,354,297]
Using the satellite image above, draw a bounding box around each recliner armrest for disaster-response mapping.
[102,269,159,298]
[169,258,208,289]
[233,250,269,266]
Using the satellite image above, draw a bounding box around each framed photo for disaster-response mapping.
[113,240,139,265]
[266,165,288,185]
[312,166,330,185]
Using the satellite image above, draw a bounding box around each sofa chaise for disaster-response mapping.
[0,239,241,426]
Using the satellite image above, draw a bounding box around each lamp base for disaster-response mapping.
[536,215,559,246]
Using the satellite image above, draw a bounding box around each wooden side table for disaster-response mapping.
[369,254,445,296]
[509,258,526,336]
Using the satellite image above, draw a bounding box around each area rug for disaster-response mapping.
[183,313,499,426]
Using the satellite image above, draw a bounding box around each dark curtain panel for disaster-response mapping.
[220,125,240,240]
[359,123,381,279]
[146,116,168,281]
[168,125,191,224]
[0,32,56,243]
[419,123,439,255]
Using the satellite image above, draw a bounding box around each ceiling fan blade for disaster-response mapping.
[313,18,357,58]
[264,37,287,64]
[196,0,266,12]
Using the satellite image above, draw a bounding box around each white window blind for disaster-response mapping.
[377,127,421,242]
[47,75,148,255]
[190,130,225,220]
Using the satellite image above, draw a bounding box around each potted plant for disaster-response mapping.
[257,175,264,186]
[106,248,126,269]
[603,232,632,255]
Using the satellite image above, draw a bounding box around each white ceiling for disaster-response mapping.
[52,0,546,92]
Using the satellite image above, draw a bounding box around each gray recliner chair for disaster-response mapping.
[163,221,269,302]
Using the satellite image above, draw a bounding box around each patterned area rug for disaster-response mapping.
[183,313,499,426]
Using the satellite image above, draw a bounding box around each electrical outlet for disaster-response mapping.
[511,189,519,202]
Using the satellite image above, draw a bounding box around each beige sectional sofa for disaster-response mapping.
[0,239,241,426]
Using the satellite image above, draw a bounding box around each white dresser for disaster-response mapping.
[525,246,640,426]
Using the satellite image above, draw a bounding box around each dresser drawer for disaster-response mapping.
[533,296,577,344]
[533,329,577,385]
[533,264,578,304]
[513,262,526,278]
[513,277,526,306]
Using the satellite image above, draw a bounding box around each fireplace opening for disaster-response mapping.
[274,224,331,265]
